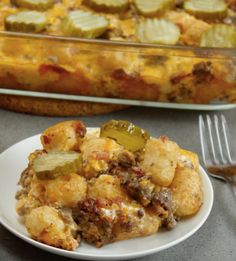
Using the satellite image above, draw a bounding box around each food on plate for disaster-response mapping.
[140,136,179,186]
[4,11,47,33]
[80,136,123,178]
[15,120,203,250]
[25,206,79,250]
[170,166,203,217]
[32,151,83,180]
[41,120,86,152]
[100,120,150,152]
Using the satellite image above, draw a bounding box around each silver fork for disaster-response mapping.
[199,114,236,198]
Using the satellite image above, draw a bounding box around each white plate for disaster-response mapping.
[0,132,214,261]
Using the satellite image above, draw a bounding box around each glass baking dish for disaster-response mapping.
[0,31,236,113]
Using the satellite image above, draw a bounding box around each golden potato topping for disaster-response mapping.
[178,148,200,171]
[170,166,203,217]
[16,195,41,216]
[43,173,87,208]
[88,174,128,202]
[25,206,79,250]
[115,207,161,241]
[81,137,123,178]
[165,10,210,45]
[81,137,122,160]
[16,120,204,250]
[141,136,179,187]
[30,173,87,208]
[41,120,86,152]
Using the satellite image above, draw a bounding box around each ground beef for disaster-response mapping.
[153,188,173,212]
[109,153,154,206]
[108,152,177,229]
[192,61,214,83]
[76,198,136,247]
[152,188,177,230]
[76,198,115,247]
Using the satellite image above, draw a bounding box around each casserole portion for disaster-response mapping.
[16,120,203,250]
[0,0,235,114]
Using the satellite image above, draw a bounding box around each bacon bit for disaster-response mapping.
[80,198,122,213]
[72,121,86,137]
[131,166,145,177]
[228,0,236,11]
[137,208,144,218]
[170,73,191,84]
[110,198,123,205]
[95,151,110,161]
[39,64,70,75]
[80,198,99,213]
[175,0,185,7]
[160,136,169,142]
[111,69,160,100]
[192,62,214,83]
[42,135,51,145]
[112,68,128,81]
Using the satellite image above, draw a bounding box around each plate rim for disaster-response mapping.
[0,133,214,260]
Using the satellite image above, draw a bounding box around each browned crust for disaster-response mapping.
[0,95,128,116]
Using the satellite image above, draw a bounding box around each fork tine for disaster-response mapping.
[206,114,219,165]
[221,115,233,164]
[213,115,227,164]
[199,115,207,165]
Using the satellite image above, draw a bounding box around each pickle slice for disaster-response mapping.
[83,0,129,13]
[136,18,180,45]
[184,0,228,20]
[61,10,109,38]
[200,24,236,48]
[32,151,82,180]
[100,120,150,152]
[11,0,54,11]
[5,11,47,33]
[134,0,175,17]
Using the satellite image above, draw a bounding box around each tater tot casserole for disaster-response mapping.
[16,120,203,250]
[0,0,236,115]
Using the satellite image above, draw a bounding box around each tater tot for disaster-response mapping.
[41,120,86,152]
[115,210,161,241]
[88,174,128,201]
[164,11,210,46]
[141,136,179,187]
[16,195,41,216]
[170,167,203,217]
[81,137,123,178]
[81,137,122,161]
[44,173,87,208]
[25,206,79,250]
[178,148,200,172]
[29,173,87,208]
